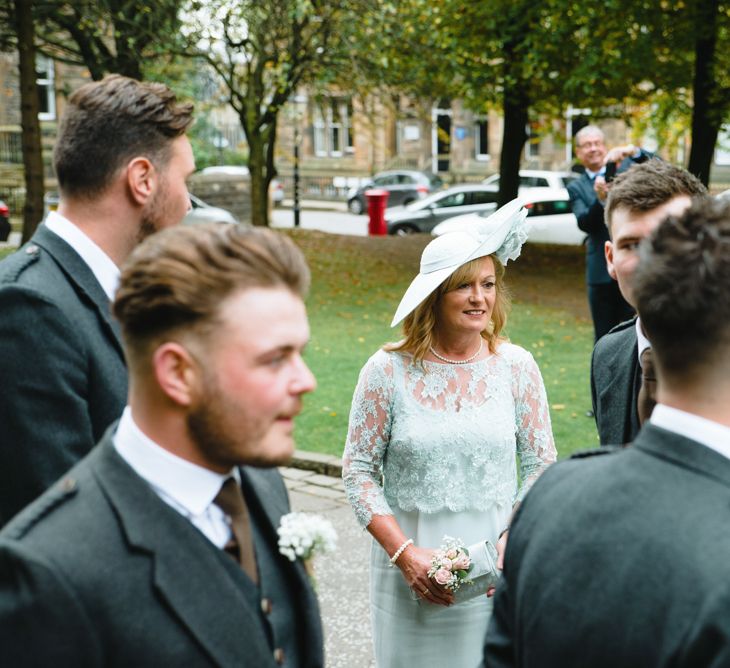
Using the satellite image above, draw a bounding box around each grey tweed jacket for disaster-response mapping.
[591,318,640,445]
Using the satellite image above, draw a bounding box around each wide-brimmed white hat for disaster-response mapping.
[391,198,529,327]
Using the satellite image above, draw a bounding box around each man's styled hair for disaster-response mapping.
[574,125,605,147]
[113,224,310,361]
[53,74,194,199]
[605,161,707,234]
[634,198,730,380]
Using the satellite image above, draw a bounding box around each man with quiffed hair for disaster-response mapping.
[485,197,730,667]
[0,223,323,666]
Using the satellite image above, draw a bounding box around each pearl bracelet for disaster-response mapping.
[388,538,413,567]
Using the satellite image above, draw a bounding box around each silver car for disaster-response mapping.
[184,194,240,226]
[347,170,444,215]
[385,184,499,235]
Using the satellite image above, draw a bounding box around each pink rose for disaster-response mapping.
[433,568,453,586]
[440,557,453,571]
[452,554,470,571]
[445,548,458,560]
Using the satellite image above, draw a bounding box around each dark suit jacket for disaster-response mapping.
[0,224,127,525]
[567,152,651,285]
[0,434,324,667]
[591,318,640,445]
[484,424,730,667]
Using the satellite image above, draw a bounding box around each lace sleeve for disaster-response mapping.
[511,350,557,502]
[342,352,396,527]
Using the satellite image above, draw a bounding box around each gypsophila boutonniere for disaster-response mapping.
[427,535,473,592]
[277,512,337,574]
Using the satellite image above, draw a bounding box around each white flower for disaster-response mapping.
[277,512,338,562]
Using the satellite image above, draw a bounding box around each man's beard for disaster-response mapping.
[186,370,292,470]
[137,179,169,244]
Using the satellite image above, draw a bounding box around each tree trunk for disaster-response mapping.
[14,0,44,243]
[246,124,274,227]
[498,84,529,207]
[687,0,722,186]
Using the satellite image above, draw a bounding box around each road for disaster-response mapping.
[272,207,369,236]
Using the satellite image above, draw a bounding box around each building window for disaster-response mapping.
[36,55,55,121]
[475,118,489,160]
[525,123,540,159]
[313,97,354,157]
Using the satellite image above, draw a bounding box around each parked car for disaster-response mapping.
[347,170,444,215]
[385,184,499,235]
[200,165,250,177]
[482,169,579,191]
[43,191,239,227]
[185,193,240,226]
[431,188,586,246]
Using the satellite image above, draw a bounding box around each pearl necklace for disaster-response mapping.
[429,338,483,365]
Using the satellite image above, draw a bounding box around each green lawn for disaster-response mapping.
[0,230,599,460]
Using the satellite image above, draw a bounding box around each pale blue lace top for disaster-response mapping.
[342,343,557,528]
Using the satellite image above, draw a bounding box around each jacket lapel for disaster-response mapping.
[32,225,124,358]
[596,325,640,444]
[241,467,311,586]
[242,467,324,665]
[91,437,276,667]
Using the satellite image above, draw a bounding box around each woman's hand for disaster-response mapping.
[486,529,509,598]
[396,545,453,606]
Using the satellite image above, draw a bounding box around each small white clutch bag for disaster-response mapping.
[452,539,501,603]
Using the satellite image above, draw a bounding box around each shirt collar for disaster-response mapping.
[650,404,730,461]
[585,166,605,180]
[44,211,120,301]
[635,317,651,366]
[113,406,234,517]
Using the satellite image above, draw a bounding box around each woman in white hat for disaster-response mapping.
[342,200,557,667]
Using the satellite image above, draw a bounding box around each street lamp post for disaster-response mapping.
[291,95,307,228]
[293,124,301,228]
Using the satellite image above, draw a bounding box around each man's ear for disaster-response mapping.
[605,240,617,281]
[152,342,199,407]
[126,156,157,206]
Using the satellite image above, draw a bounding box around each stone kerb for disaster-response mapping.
[290,450,343,478]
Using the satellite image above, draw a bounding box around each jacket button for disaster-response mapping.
[273,648,285,664]
[261,598,272,615]
[25,244,39,255]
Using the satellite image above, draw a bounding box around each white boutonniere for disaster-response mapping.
[277,512,337,578]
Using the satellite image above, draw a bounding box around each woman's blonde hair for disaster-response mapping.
[384,254,511,364]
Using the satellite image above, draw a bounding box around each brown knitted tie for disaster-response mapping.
[637,347,657,425]
[214,478,258,584]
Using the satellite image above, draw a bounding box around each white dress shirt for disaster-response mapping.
[44,211,120,300]
[113,406,235,548]
[651,404,730,462]
[635,317,651,367]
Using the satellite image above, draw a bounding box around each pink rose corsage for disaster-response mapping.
[427,536,473,592]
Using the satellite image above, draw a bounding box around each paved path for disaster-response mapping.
[282,468,375,667]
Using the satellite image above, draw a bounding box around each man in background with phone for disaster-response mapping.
[567,125,653,342]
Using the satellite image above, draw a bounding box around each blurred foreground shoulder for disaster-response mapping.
[0,538,100,666]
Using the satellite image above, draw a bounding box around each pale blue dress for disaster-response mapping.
[342,344,556,668]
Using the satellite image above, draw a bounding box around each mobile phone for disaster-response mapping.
[604,162,617,183]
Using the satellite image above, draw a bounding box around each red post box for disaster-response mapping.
[365,189,389,236]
